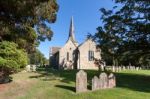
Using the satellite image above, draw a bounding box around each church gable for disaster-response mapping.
[77,39,101,69]
[58,39,77,69]
[60,39,77,54]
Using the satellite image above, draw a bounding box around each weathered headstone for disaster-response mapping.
[76,70,87,93]
[131,66,133,70]
[118,66,122,71]
[115,67,119,72]
[108,73,116,88]
[99,72,108,89]
[136,67,139,71]
[26,65,31,72]
[127,66,130,70]
[32,65,36,72]
[123,66,126,70]
[92,76,99,91]
[101,65,104,71]
[112,66,115,72]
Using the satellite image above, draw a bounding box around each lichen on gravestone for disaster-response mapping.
[76,70,87,93]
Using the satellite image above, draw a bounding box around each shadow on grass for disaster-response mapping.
[0,76,13,84]
[30,67,150,93]
[55,85,75,92]
[115,72,150,93]
[29,74,45,79]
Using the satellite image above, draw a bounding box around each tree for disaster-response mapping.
[94,0,150,66]
[28,49,48,66]
[0,0,59,53]
[0,41,28,82]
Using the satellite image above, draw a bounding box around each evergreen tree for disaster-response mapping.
[0,0,59,53]
[94,0,150,66]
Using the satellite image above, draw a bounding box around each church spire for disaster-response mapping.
[68,16,76,42]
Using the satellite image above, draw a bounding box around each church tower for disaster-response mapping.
[67,17,78,46]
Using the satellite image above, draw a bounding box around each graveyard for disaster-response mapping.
[0,0,150,99]
[0,67,150,99]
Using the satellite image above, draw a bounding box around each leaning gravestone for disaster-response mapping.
[99,72,108,89]
[92,76,99,91]
[108,73,116,88]
[76,70,87,93]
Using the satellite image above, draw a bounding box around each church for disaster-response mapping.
[50,17,101,69]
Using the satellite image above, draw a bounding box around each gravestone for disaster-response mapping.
[112,66,115,72]
[108,73,116,88]
[136,67,139,71]
[76,70,87,93]
[32,65,36,72]
[26,65,31,72]
[99,72,108,89]
[118,66,122,71]
[115,67,119,72]
[123,66,126,70]
[92,76,99,91]
[127,66,130,70]
[130,66,133,70]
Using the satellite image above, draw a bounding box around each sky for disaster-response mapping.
[38,0,115,59]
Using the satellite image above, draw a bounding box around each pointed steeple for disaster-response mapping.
[68,16,76,43]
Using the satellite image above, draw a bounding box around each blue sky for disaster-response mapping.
[38,0,115,59]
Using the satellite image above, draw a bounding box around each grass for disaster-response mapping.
[0,67,150,99]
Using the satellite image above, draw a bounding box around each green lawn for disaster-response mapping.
[0,67,150,99]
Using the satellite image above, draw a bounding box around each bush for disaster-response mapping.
[0,41,28,81]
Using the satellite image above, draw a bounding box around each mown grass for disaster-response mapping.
[0,67,150,99]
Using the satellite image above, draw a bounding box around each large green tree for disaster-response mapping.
[94,0,150,66]
[0,0,58,53]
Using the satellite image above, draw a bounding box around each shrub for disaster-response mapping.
[0,41,28,81]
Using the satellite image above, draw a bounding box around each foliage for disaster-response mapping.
[28,49,48,66]
[94,0,150,66]
[0,0,59,53]
[0,41,28,76]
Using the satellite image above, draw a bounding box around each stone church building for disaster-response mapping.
[50,17,101,69]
